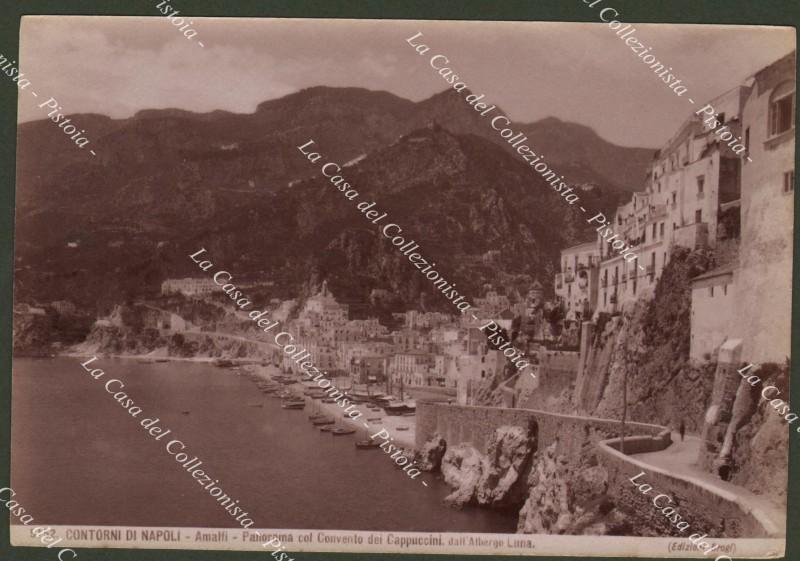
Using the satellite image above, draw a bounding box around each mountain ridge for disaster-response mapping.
[14,86,644,314]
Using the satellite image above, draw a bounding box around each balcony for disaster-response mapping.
[601,277,608,288]
[612,275,619,286]
[646,264,655,277]
[629,270,637,280]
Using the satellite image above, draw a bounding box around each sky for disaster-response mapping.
[16,16,795,148]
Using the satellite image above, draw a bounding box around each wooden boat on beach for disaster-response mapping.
[281,399,305,410]
[331,427,356,436]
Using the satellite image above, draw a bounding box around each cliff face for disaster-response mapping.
[517,442,625,535]
[718,363,791,500]
[425,424,672,536]
[13,311,94,356]
[578,247,788,505]
[579,248,717,432]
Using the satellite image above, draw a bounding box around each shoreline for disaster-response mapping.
[243,365,418,450]
[59,351,219,363]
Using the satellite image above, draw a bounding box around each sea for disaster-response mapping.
[10,357,517,533]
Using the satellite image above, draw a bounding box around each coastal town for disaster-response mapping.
[7,16,794,558]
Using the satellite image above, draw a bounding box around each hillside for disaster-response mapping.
[14,86,651,314]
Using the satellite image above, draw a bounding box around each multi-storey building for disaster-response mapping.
[554,241,600,321]
[389,352,436,387]
[474,288,511,317]
[594,86,745,314]
[351,355,387,384]
[160,278,216,297]
[735,51,795,364]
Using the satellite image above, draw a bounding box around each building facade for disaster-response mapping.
[555,241,600,321]
[735,52,795,364]
[161,278,217,297]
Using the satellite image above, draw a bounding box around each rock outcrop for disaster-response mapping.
[441,444,485,508]
[517,441,622,535]
[440,425,536,509]
[416,434,447,471]
[475,426,536,508]
[517,442,573,533]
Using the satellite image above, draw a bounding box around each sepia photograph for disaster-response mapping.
[5,8,797,560]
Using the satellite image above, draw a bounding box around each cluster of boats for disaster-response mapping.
[231,365,414,450]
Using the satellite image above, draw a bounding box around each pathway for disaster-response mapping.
[631,432,786,535]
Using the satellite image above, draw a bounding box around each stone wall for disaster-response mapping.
[521,350,579,410]
[416,402,665,461]
[598,438,775,538]
[418,403,777,538]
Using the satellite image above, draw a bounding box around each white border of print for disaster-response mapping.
[10,526,783,559]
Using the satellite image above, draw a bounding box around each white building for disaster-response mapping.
[690,265,736,362]
[555,241,600,321]
[161,278,217,297]
[735,51,795,364]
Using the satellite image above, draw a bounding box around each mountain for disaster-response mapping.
[14,86,648,314]
[519,117,656,192]
[407,90,653,192]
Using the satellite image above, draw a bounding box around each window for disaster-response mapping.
[710,286,714,297]
[723,284,728,296]
[744,127,750,155]
[769,82,795,137]
[697,175,705,195]
[671,192,677,205]
[695,209,702,224]
[784,170,795,193]
[660,222,665,237]
[652,224,657,239]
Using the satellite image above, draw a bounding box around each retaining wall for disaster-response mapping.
[417,403,776,538]
[416,402,665,461]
